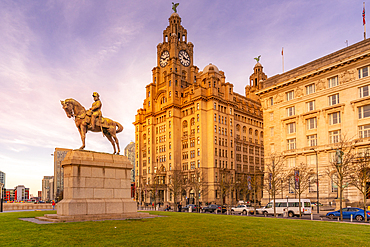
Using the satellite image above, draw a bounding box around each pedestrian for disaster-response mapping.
[52,200,55,210]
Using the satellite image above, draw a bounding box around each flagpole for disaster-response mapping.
[282,47,284,73]
[364,2,367,40]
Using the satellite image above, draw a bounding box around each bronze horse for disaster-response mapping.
[61,98,123,154]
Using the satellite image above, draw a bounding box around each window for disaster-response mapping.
[306,84,315,95]
[286,157,296,167]
[287,138,296,150]
[307,154,317,167]
[286,91,294,101]
[331,173,338,192]
[270,127,274,137]
[197,103,200,110]
[359,85,370,98]
[359,124,370,138]
[270,112,274,121]
[309,175,317,192]
[329,130,341,144]
[214,114,217,122]
[328,76,338,88]
[307,135,317,147]
[306,101,315,111]
[359,105,370,119]
[287,106,295,117]
[328,94,339,106]
[359,66,369,79]
[287,122,296,134]
[197,148,200,156]
[306,117,317,130]
[269,97,273,106]
[329,112,341,125]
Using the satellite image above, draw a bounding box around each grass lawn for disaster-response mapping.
[1,210,370,246]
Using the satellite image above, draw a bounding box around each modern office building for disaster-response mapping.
[0,170,5,186]
[42,176,54,201]
[124,142,136,182]
[257,38,370,204]
[53,148,71,200]
[134,12,264,206]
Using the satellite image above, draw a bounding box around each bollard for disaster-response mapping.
[247,210,249,216]
[351,214,353,222]
[311,213,313,220]
[338,217,339,221]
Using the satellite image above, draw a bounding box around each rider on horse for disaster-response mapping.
[87,92,102,129]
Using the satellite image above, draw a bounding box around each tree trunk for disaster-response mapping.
[339,179,343,221]
[298,193,302,218]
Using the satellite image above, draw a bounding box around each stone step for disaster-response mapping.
[35,216,59,223]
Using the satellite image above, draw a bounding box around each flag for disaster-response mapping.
[281,47,284,56]
[364,4,366,25]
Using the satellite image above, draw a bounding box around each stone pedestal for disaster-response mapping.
[37,150,152,222]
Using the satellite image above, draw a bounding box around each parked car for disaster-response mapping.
[231,204,254,215]
[181,204,198,212]
[326,207,370,221]
[217,205,227,213]
[202,204,219,213]
[256,199,311,217]
[311,202,323,207]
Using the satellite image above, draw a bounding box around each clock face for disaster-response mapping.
[179,50,190,67]
[160,51,169,67]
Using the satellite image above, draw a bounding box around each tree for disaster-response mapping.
[264,153,287,217]
[188,169,208,212]
[349,147,370,221]
[218,168,232,208]
[326,137,358,221]
[289,162,314,217]
[167,169,185,210]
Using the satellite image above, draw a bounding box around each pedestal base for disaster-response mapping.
[40,149,138,222]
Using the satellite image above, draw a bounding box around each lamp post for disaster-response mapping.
[0,182,3,212]
[310,148,319,213]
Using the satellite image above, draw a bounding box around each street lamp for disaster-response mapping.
[310,148,319,213]
[0,182,3,212]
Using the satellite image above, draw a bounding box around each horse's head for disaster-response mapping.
[61,99,74,118]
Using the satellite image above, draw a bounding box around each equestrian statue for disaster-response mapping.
[61,92,123,154]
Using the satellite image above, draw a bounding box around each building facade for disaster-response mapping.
[0,170,5,186]
[257,38,370,204]
[124,142,136,182]
[42,176,54,201]
[134,12,264,206]
[53,148,71,200]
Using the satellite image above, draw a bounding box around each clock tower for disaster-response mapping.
[150,12,199,105]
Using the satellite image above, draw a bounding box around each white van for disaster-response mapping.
[256,199,311,217]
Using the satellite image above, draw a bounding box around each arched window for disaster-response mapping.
[190,118,195,126]
[183,120,188,128]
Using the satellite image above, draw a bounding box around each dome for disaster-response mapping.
[202,63,220,74]
[254,62,262,67]
[171,12,180,18]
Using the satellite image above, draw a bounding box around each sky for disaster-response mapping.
[0,0,366,196]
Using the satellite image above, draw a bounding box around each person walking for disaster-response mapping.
[52,201,55,210]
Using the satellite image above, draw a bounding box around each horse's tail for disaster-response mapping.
[116,121,124,133]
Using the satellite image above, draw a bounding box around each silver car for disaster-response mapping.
[231,205,254,215]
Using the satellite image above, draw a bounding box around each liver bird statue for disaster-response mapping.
[254,55,261,63]
[172,2,179,13]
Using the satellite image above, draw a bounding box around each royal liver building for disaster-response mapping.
[134,11,265,207]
